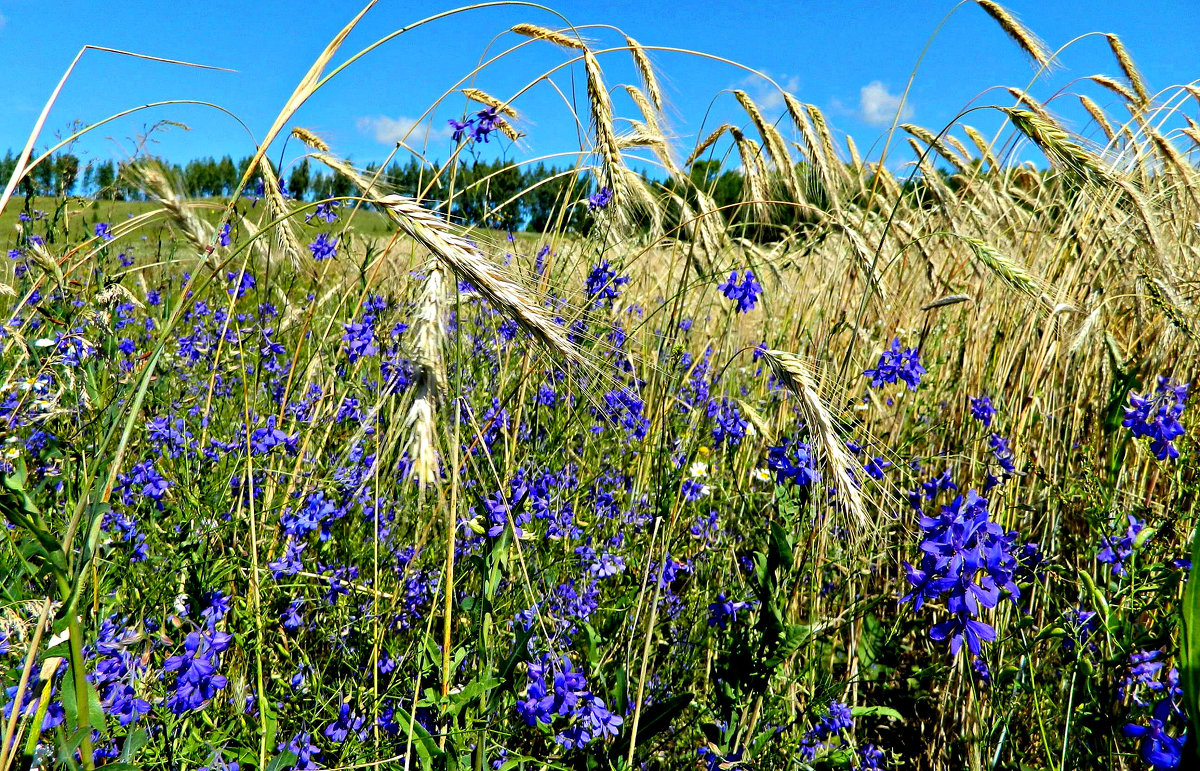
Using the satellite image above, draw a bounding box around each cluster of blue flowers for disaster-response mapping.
[1124,377,1189,460]
[969,395,995,427]
[901,486,1041,670]
[308,232,338,261]
[585,261,630,308]
[767,435,820,487]
[449,106,502,144]
[718,269,762,313]
[864,338,925,391]
[588,186,613,211]
[799,700,854,761]
[516,654,623,749]
[1097,514,1147,577]
[1121,650,1187,770]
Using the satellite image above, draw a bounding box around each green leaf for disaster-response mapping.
[60,674,105,738]
[392,705,446,769]
[851,705,904,722]
[266,751,298,771]
[1177,524,1200,762]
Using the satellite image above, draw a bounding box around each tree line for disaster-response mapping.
[1,150,761,233]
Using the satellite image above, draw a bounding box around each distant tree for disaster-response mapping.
[329,162,354,201]
[56,154,80,196]
[94,161,117,199]
[288,158,311,201]
[217,155,237,196]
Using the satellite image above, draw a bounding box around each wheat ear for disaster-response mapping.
[314,153,585,368]
[759,349,868,530]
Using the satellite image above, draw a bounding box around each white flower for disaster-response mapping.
[752,468,772,483]
[689,461,708,478]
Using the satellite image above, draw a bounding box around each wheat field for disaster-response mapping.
[1,3,1197,770]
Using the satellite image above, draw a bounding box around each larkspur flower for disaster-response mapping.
[309,233,338,261]
[588,186,613,211]
[1097,514,1146,577]
[585,261,629,308]
[718,269,763,313]
[767,435,820,487]
[864,338,925,391]
[707,593,750,630]
[1124,377,1189,460]
[970,395,996,427]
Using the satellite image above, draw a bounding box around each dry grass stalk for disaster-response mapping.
[314,153,586,368]
[291,127,329,152]
[685,123,735,168]
[976,1,1053,69]
[1079,96,1116,142]
[510,23,586,50]
[758,349,868,530]
[461,87,518,118]
[624,36,663,110]
[124,161,213,254]
[404,262,445,489]
[1105,34,1150,106]
[733,89,799,196]
[257,158,304,268]
[921,294,972,311]
[1090,74,1137,104]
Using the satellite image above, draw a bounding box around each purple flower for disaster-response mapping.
[707,593,751,629]
[864,338,925,391]
[718,269,763,313]
[970,395,995,427]
[1124,377,1189,461]
[767,436,820,487]
[309,233,338,261]
[588,186,613,211]
[586,261,629,308]
[1097,514,1146,577]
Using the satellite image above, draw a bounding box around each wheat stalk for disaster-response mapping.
[291,127,329,152]
[314,153,586,368]
[461,87,518,118]
[123,160,213,254]
[624,36,663,110]
[403,262,445,490]
[1105,34,1150,107]
[510,23,586,50]
[976,1,1053,69]
[758,349,869,530]
[257,158,304,268]
[685,123,735,168]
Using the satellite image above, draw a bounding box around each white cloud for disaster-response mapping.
[356,115,451,147]
[858,81,912,126]
[0,12,7,33]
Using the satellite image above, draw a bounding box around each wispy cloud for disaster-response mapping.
[356,115,451,147]
[857,80,912,126]
[0,12,8,34]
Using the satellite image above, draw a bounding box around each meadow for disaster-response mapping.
[2,2,1198,769]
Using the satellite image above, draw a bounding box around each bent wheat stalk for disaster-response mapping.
[758,349,868,530]
[314,153,586,369]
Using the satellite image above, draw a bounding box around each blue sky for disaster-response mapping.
[1,0,1197,176]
